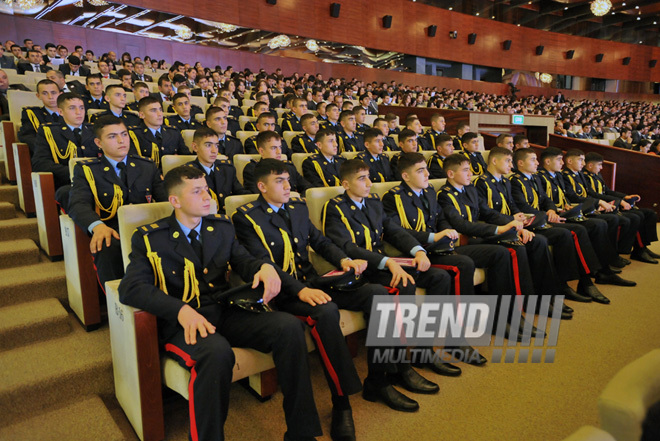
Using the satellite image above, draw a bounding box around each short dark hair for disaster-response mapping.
[339,159,370,181]
[205,106,224,121]
[384,113,398,122]
[133,81,149,91]
[256,130,281,150]
[300,113,316,125]
[192,127,218,144]
[540,147,563,163]
[456,121,469,131]
[585,152,604,164]
[85,73,102,85]
[116,68,131,79]
[105,84,125,95]
[36,79,59,93]
[397,152,426,174]
[513,148,536,166]
[138,96,160,112]
[398,128,417,144]
[461,132,479,145]
[436,134,452,145]
[513,134,528,145]
[339,110,355,123]
[496,133,513,145]
[257,112,276,124]
[171,92,188,104]
[363,128,382,144]
[564,149,584,159]
[443,153,470,172]
[56,92,83,108]
[254,158,289,184]
[325,103,338,113]
[488,146,513,160]
[164,165,205,195]
[93,115,127,139]
[315,128,336,143]
[157,75,171,87]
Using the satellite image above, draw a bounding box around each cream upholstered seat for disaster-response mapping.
[188,96,207,110]
[180,129,195,150]
[363,114,378,126]
[7,90,41,124]
[161,155,197,176]
[598,349,660,441]
[282,130,303,148]
[341,152,359,160]
[238,115,256,130]
[236,130,258,147]
[291,152,312,176]
[370,181,400,198]
[233,154,287,185]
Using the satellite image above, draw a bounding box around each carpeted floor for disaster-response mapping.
[150,233,660,441]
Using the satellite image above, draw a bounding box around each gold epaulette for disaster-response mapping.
[210,213,230,221]
[367,193,380,200]
[239,203,257,213]
[289,196,304,204]
[137,221,169,235]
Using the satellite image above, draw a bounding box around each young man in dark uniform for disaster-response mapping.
[281,97,307,132]
[185,127,249,213]
[17,79,62,151]
[302,128,345,188]
[357,128,395,183]
[322,159,447,412]
[205,106,244,159]
[390,129,419,180]
[167,92,201,131]
[244,112,292,157]
[68,116,167,287]
[337,110,365,153]
[90,84,141,127]
[427,133,454,179]
[128,96,189,169]
[119,165,323,441]
[510,148,613,305]
[458,132,487,180]
[291,114,320,154]
[372,118,398,152]
[82,74,108,115]
[243,131,309,194]
[233,159,385,438]
[583,152,659,263]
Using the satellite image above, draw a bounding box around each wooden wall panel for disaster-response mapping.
[115,0,660,83]
[3,14,660,103]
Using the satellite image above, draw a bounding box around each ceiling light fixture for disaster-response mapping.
[267,34,291,50]
[539,73,553,84]
[305,39,319,51]
[175,25,193,40]
[87,0,108,5]
[590,0,612,17]
[216,23,238,33]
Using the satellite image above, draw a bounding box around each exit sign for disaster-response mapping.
[511,115,525,125]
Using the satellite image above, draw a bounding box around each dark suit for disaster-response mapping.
[59,64,91,77]
[302,154,345,187]
[233,196,367,397]
[383,181,514,297]
[282,116,303,132]
[191,88,213,103]
[128,123,189,169]
[320,120,343,135]
[322,192,451,296]
[0,55,15,69]
[423,130,448,152]
[243,159,309,194]
[337,132,364,153]
[357,151,394,183]
[16,61,51,74]
[83,96,108,114]
[186,158,249,213]
[417,135,432,152]
[166,114,201,131]
[612,138,633,150]
[68,155,167,285]
[90,109,141,127]
[215,134,243,159]
[437,183,543,297]
[291,134,318,154]
[119,213,322,441]
[63,80,87,96]
[17,106,62,150]
[31,122,100,189]
[382,135,398,152]
[131,72,152,83]
[460,150,487,178]
[427,153,447,179]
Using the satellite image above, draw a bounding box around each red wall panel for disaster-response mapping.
[114,0,660,83]
[3,14,659,103]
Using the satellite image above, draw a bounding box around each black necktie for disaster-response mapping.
[116,161,128,187]
[155,130,162,145]
[73,128,82,146]
[419,193,430,212]
[188,230,203,263]
[95,100,101,107]
[278,206,292,230]
[218,139,225,154]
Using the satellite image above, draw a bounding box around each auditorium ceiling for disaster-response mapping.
[418,0,659,46]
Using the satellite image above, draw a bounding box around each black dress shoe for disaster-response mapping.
[427,358,462,376]
[620,256,631,265]
[561,286,592,303]
[447,345,487,366]
[330,408,356,441]
[578,284,610,304]
[631,250,658,264]
[595,273,637,287]
[560,305,573,320]
[608,266,623,274]
[644,247,660,259]
[611,256,630,268]
[391,367,440,394]
[562,303,574,313]
[362,379,419,412]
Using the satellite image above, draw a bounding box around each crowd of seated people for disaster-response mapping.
[2,36,659,441]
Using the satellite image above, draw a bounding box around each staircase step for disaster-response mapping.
[0,201,15,220]
[0,299,71,351]
[0,217,38,243]
[0,262,67,308]
[0,239,40,269]
[0,325,114,426]
[0,184,18,207]
[1,395,125,440]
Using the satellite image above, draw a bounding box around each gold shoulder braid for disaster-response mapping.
[244,213,297,278]
[44,126,77,164]
[82,165,123,220]
[395,193,425,231]
[27,109,41,131]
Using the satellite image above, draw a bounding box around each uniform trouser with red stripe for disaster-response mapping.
[518,233,559,296]
[551,222,602,276]
[535,225,580,282]
[568,217,616,271]
[427,252,475,296]
[274,297,364,399]
[593,212,632,256]
[164,303,323,440]
[452,244,515,296]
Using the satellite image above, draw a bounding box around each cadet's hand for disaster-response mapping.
[342,259,368,275]
[254,264,281,305]
[514,213,527,223]
[546,210,563,223]
[298,287,331,306]
[435,229,459,241]
[178,304,215,345]
[503,220,524,232]
[385,259,415,288]
[518,229,535,244]
[620,200,632,210]
[412,251,431,272]
[598,200,614,212]
[90,224,119,253]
